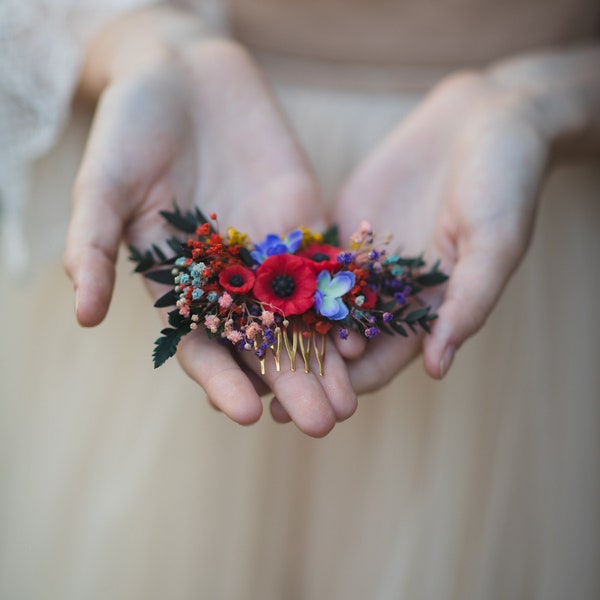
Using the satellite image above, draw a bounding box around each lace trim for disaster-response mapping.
[0,0,159,271]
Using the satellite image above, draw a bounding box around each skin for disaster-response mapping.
[65,6,600,432]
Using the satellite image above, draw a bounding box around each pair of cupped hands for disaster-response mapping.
[65,37,546,437]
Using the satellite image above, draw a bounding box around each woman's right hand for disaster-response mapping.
[64,8,357,437]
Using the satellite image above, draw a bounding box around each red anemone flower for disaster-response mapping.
[298,243,341,273]
[350,285,377,309]
[218,265,255,294]
[254,254,317,315]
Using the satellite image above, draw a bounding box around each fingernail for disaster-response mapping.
[74,287,80,316]
[439,344,455,378]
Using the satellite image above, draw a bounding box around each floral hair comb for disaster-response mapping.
[129,205,448,375]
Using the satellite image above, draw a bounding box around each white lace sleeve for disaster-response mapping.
[0,0,156,271]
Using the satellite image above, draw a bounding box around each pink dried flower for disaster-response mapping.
[359,220,372,235]
[261,310,275,327]
[245,321,262,340]
[177,300,190,317]
[218,292,233,309]
[204,314,221,333]
[226,330,243,343]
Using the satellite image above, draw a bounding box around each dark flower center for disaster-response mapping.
[271,275,296,297]
[311,252,330,262]
[228,274,244,287]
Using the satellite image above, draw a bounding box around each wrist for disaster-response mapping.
[77,5,223,99]
[484,45,600,158]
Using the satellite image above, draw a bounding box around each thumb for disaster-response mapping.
[64,177,126,327]
[423,231,528,379]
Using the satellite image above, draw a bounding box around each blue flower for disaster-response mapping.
[337,252,355,266]
[251,230,304,263]
[394,292,407,305]
[314,270,356,320]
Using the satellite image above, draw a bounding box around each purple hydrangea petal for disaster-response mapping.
[318,295,341,318]
[326,271,356,296]
[316,270,332,292]
[329,299,349,320]
[314,289,324,312]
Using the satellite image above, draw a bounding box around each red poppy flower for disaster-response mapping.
[218,265,255,294]
[298,243,341,273]
[254,254,317,315]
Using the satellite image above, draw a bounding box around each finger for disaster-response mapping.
[269,369,336,437]
[332,327,368,360]
[243,368,271,397]
[346,334,422,394]
[316,341,358,421]
[177,333,264,425]
[269,398,292,423]
[240,339,356,437]
[423,116,545,379]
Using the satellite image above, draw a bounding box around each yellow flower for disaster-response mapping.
[227,228,248,246]
[299,226,323,248]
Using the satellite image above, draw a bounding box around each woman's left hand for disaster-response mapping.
[332,70,551,392]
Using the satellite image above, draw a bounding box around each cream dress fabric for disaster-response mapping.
[1,2,599,599]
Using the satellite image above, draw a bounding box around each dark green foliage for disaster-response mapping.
[167,309,188,329]
[129,247,156,272]
[152,310,192,368]
[416,272,448,287]
[378,299,397,312]
[378,323,394,336]
[153,327,186,368]
[239,246,257,267]
[167,237,185,254]
[128,245,144,262]
[159,205,198,233]
[322,225,340,247]
[154,289,177,308]
[390,321,408,337]
[144,269,176,284]
[154,203,215,235]
[406,308,430,322]
[130,203,214,278]
[152,244,167,262]
[392,255,426,269]
[388,306,438,337]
